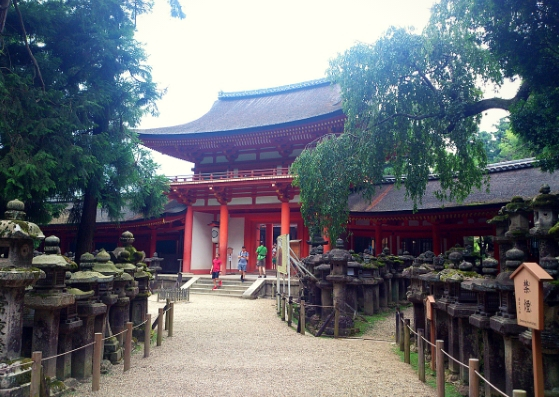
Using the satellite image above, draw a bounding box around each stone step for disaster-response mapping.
[189,277,252,297]
[189,287,246,297]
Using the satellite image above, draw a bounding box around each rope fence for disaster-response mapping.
[276,294,530,397]
[157,287,190,302]
[27,298,182,396]
[277,294,381,339]
[394,312,527,397]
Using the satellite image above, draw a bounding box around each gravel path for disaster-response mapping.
[68,296,434,397]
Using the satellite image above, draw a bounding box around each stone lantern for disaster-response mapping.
[25,235,75,379]
[325,238,354,334]
[0,199,44,395]
[130,265,151,338]
[315,263,333,318]
[144,252,164,290]
[530,185,559,272]
[92,249,123,364]
[300,246,324,307]
[113,231,145,266]
[66,253,111,379]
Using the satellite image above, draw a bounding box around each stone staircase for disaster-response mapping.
[189,277,253,297]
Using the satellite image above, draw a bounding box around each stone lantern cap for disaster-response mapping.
[67,270,113,284]
[79,252,96,271]
[115,259,137,273]
[67,287,95,301]
[32,236,71,269]
[120,230,135,245]
[133,268,151,279]
[32,254,70,269]
[0,268,45,286]
[326,238,352,262]
[92,249,124,276]
[0,199,44,240]
[531,184,559,209]
[117,272,135,282]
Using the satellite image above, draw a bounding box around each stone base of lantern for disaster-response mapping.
[103,337,123,364]
[489,315,526,335]
[0,360,32,397]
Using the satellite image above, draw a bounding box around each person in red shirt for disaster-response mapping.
[211,253,222,290]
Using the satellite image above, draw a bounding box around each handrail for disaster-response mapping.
[168,167,292,183]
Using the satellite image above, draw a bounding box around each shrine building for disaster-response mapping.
[138,79,344,274]
[43,79,559,274]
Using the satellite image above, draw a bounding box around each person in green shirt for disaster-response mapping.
[256,241,268,278]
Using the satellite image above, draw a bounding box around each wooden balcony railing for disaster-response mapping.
[168,167,293,183]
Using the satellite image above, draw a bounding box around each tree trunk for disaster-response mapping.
[75,182,99,261]
[0,0,11,33]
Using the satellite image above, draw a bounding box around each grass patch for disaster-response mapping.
[393,346,463,397]
[353,311,393,336]
[353,304,411,337]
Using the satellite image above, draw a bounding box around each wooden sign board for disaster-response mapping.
[510,262,552,330]
[425,295,436,320]
[276,234,289,275]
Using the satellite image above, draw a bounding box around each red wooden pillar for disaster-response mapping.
[281,200,290,235]
[323,228,330,253]
[280,200,290,268]
[182,206,193,273]
[219,204,229,274]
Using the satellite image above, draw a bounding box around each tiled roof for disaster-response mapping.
[137,79,343,137]
[46,200,186,225]
[349,159,558,213]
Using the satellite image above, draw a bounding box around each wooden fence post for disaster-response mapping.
[92,332,103,392]
[395,310,400,344]
[144,314,151,358]
[124,322,132,372]
[165,298,170,330]
[30,351,42,397]
[287,297,293,327]
[512,391,527,397]
[399,312,405,352]
[281,295,286,321]
[404,318,411,364]
[300,300,306,336]
[418,328,425,382]
[157,308,163,346]
[436,339,445,397]
[169,302,174,337]
[469,358,479,397]
[430,318,436,371]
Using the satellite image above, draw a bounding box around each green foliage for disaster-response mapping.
[475,118,534,164]
[393,347,463,397]
[294,0,558,239]
[353,310,393,337]
[292,134,364,241]
[0,0,171,252]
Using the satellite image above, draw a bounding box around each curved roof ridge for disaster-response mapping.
[217,78,331,100]
[381,157,538,184]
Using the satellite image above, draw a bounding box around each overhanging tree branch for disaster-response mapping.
[12,0,45,91]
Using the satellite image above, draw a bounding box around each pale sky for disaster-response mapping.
[135,0,511,176]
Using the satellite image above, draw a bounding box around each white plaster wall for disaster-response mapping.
[191,212,246,272]
[229,197,252,205]
[255,196,281,204]
[225,217,245,272]
[191,212,215,270]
